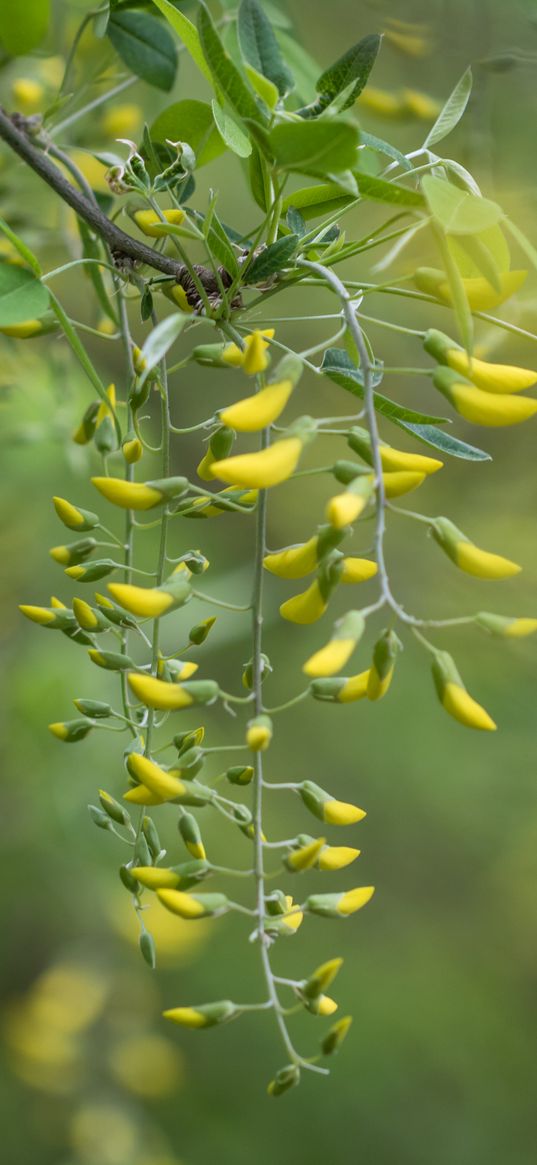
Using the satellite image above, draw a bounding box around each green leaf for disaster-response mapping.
[321,349,448,426]
[269,119,360,175]
[423,67,472,149]
[243,235,299,283]
[398,422,491,461]
[151,0,213,86]
[354,171,425,207]
[0,263,49,326]
[244,64,279,109]
[108,9,177,92]
[202,204,240,278]
[197,3,267,124]
[305,34,380,116]
[238,0,294,96]
[211,100,252,157]
[421,176,502,235]
[138,313,189,388]
[286,207,306,237]
[248,146,270,210]
[0,0,49,55]
[151,100,226,167]
[281,183,355,221]
[360,131,412,171]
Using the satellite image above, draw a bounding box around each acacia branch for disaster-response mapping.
[0,106,185,280]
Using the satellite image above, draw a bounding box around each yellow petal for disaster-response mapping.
[323,799,366,825]
[128,753,186,800]
[210,438,302,488]
[455,543,521,579]
[128,673,193,710]
[447,350,537,394]
[133,208,185,238]
[263,537,319,578]
[441,270,527,311]
[162,1007,208,1028]
[279,580,327,624]
[338,670,370,702]
[219,379,293,432]
[132,867,181,889]
[504,618,537,637]
[92,477,163,510]
[379,446,443,474]
[450,382,537,427]
[366,665,394,701]
[303,638,355,677]
[339,558,378,584]
[326,491,367,528]
[318,846,360,871]
[382,470,426,497]
[157,890,206,919]
[338,886,375,914]
[442,682,496,731]
[107,583,174,617]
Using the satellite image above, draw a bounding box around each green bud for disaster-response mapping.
[49,718,93,743]
[53,497,100,532]
[142,815,162,860]
[99,789,130,826]
[209,425,235,459]
[188,616,217,645]
[242,652,272,690]
[94,414,117,456]
[174,727,205,753]
[332,458,370,485]
[267,1064,300,1097]
[88,649,135,671]
[179,813,206,860]
[321,1015,352,1055]
[73,698,112,719]
[176,746,204,776]
[119,864,139,893]
[225,765,254,786]
[139,930,156,969]
[88,804,112,830]
[134,833,152,866]
[94,593,138,629]
[49,537,97,566]
[65,559,117,583]
[190,341,229,367]
[73,401,99,445]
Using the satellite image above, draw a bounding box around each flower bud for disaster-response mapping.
[122,432,143,463]
[49,718,93,742]
[142,815,162,860]
[91,475,188,510]
[302,957,343,999]
[89,649,135,671]
[432,366,537,426]
[306,886,375,917]
[279,579,329,625]
[285,836,326,872]
[19,604,76,631]
[11,77,44,113]
[326,475,374,529]
[53,496,99,531]
[219,378,294,433]
[367,629,401,701]
[225,765,254,786]
[179,486,258,519]
[414,266,527,310]
[73,698,112,718]
[424,328,537,393]
[107,572,191,618]
[127,753,188,802]
[347,425,443,474]
[65,559,117,583]
[321,1015,352,1055]
[189,616,216,645]
[431,650,496,731]
[197,426,235,481]
[94,384,118,455]
[246,714,273,751]
[432,517,521,578]
[139,930,156,968]
[133,208,185,237]
[172,745,204,777]
[318,845,360,871]
[267,1064,300,1097]
[157,889,229,919]
[73,401,99,445]
[119,864,139,893]
[221,329,274,375]
[94,593,137,629]
[174,727,205,752]
[99,789,130,826]
[299,781,366,825]
[265,894,303,936]
[88,804,113,830]
[476,612,537,637]
[132,866,183,890]
[163,1000,238,1027]
[72,597,109,631]
[128,673,219,710]
[303,611,365,677]
[242,652,272,689]
[210,436,303,489]
[49,537,97,566]
[310,671,370,703]
[179,813,206,860]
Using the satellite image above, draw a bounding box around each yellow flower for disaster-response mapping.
[246,716,273,751]
[11,78,44,113]
[107,583,178,618]
[303,638,355,677]
[128,673,194,710]
[326,491,367,528]
[221,329,274,374]
[380,446,441,474]
[367,630,400,701]
[219,379,294,431]
[402,88,441,118]
[318,845,360,871]
[382,470,426,497]
[433,367,537,427]
[324,799,366,826]
[210,437,303,488]
[339,558,378,584]
[163,1001,237,1027]
[101,103,142,138]
[337,671,371,702]
[432,651,496,731]
[280,579,327,624]
[316,995,338,1016]
[157,889,229,919]
[133,209,185,237]
[433,517,521,579]
[263,537,319,578]
[127,753,187,801]
[357,86,404,117]
[414,266,527,311]
[123,786,164,806]
[477,612,537,637]
[338,886,375,914]
[448,352,536,394]
[163,1007,213,1028]
[0,318,44,338]
[306,886,375,916]
[286,837,326,872]
[131,867,181,890]
[19,605,57,626]
[91,477,158,509]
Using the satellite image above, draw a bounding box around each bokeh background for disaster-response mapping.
[2,1,537,1162]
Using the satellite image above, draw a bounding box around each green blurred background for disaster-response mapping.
[2,1,537,1162]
